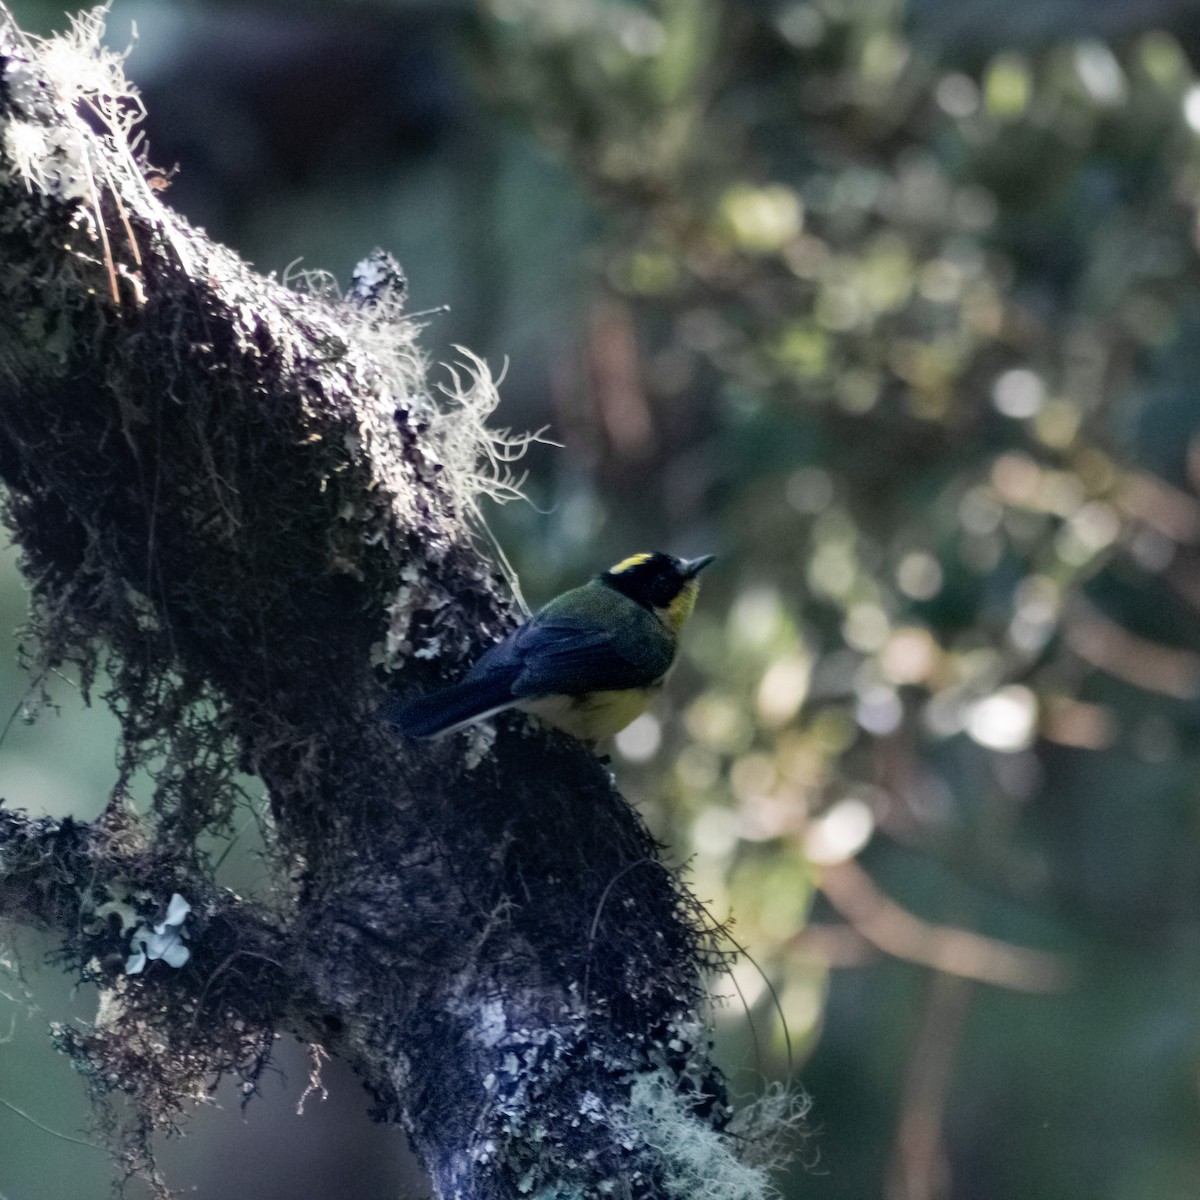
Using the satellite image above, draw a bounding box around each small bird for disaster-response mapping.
[387,551,715,741]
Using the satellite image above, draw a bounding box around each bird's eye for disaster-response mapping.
[647,574,678,607]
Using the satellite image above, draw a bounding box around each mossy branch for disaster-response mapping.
[0,9,779,1199]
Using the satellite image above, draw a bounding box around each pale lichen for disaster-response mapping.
[622,1072,771,1200]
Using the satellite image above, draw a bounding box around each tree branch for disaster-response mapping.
[0,10,779,1198]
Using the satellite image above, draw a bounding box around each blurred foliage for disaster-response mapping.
[472,2,1200,1197]
[5,1,1200,1199]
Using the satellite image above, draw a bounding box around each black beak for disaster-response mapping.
[681,554,716,579]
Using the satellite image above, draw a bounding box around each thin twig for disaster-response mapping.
[885,973,972,1200]
[813,858,1072,993]
[0,1093,105,1153]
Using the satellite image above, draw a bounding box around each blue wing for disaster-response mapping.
[467,613,669,698]
[386,597,675,738]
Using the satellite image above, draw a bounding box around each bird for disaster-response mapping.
[386,551,715,742]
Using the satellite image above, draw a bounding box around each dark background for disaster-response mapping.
[4,2,1200,1198]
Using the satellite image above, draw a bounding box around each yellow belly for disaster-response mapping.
[518,688,654,742]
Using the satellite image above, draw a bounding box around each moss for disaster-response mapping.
[0,13,781,1200]
[624,1072,770,1200]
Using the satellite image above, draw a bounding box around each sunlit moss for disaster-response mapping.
[1034,398,1082,448]
[1136,30,1190,90]
[990,453,1042,506]
[675,743,723,792]
[960,278,1005,336]
[806,709,858,756]
[756,654,813,728]
[1071,40,1127,107]
[880,627,938,685]
[888,338,958,397]
[773,965,827,1059]
[815,276,865,332]
[615,248,680,295]
[728,587,790,655]
[691,803,741,859]
[1074,448,1119,492]
[1183,86,1200,134]
[965,684,1038,752]
[772,322,829,379]
[719,184,803,254]
[842,604,890,654]
[936,73,980,120]
[984,53,1033,120]
[807,541,858,599]
[858,30,908,90]
[1054,501,1121,566]
[649,0,717,104]
[1122,293,1178,345]
[775,733,830,791]
[729,852,813,941]
[805,795,875,865]
[834,367,881,414]
[783,234,830,279]
[917,257,963,304]
[685,693,755,754]
[784,466,834,515]
[858,233,914,313]
[895,550,943,600]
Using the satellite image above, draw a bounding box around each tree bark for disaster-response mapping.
[0,11,773,1198]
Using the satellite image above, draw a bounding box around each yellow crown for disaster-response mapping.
[608,552,653,575]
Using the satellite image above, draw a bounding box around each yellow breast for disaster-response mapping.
[656,577,700,635]
[518,688,655,742]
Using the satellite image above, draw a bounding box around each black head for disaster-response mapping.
[601,552,716,611]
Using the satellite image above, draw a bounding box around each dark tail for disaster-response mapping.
[382,676,517,738]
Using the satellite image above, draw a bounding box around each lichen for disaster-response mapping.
[0,11,785,1200]
[622,1072,770,1200]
